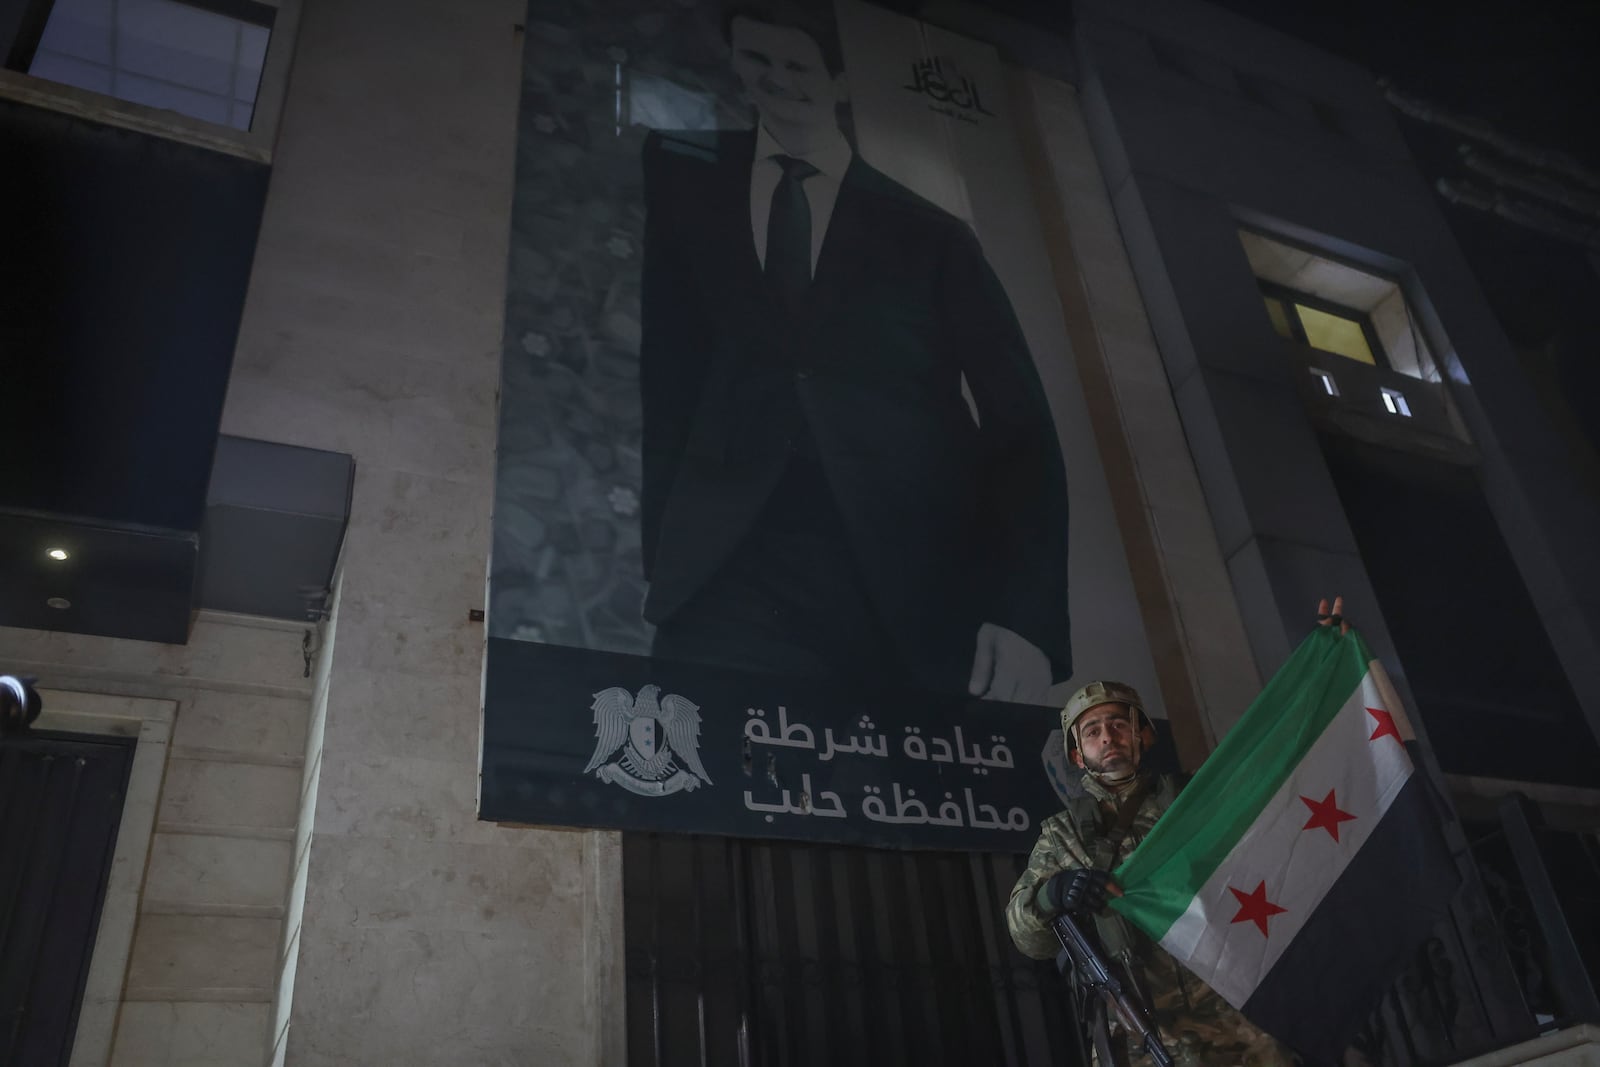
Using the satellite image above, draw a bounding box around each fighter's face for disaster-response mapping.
[1072,703,1139,777]
[728,16,846,134]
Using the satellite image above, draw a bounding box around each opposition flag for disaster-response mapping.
[1110,625,1460,1062]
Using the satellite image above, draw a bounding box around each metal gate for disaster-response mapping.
[623,833,1081,1067]
[0,730,134,1066]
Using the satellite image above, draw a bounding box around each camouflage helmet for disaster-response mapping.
[1060,680,1147,751]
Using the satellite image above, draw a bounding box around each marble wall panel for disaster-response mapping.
[227,328,424,425]
[220,0,606,1060]
[340,466,494,561]
[0,613,311,693]
[404,249,508,320]
[231,332,496,435]
[332,470,492,622]
[159,758,302,831]
[330,595,485,683]
[1172,370,1256,559]
[317,665,480,764]
[1076,241,1150,319]
[143,833,294,911]
[220,377,385,461]
[1066,201,1145,289]
[284,924,588,1067]
[380,411,494,489]
[126,914,281,994]
[313,754,593,856]
[1115,377,1212,506]
[311,756,483,846]
[580,831,626,1065]
[298,834,584,938]
[172,691,310,760]
[1107,176,1202,391]
[73,883,141,1066]
[246,174,476,258]
[334,534,486,623]
[1027,72,1261,751]
[110,1002,269,1067]
[1097,328,1185,391]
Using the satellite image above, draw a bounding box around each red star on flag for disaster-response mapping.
[1300,789,1357,842]
[1228,880,1288,937]
[1366,706,1401,743]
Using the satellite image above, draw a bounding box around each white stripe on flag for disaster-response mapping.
[1157,669,1415,1007]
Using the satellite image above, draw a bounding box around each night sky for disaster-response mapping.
[1207,0,1600,168]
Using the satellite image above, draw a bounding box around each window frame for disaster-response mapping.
[1260,280,1391,371]
[0,0,297,162]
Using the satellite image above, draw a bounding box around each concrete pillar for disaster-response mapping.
[218,0,624,1061]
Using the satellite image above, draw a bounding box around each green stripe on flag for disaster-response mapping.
[1110,626,1373,941]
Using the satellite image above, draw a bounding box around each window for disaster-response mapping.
[1242,232,1446,382]
[1264,295,1295,340]
[1380,387,1412,417]
[1261,283,1384,367]
[1309,367,1339,397]
[1295,303,1376,364]
[5,0,275,131]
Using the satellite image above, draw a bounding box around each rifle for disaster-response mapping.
[1051,912,1174,1067]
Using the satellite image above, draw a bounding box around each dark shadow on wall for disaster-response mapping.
[1318,433,1600,788]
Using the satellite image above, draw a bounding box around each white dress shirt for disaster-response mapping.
[748,124,854,276]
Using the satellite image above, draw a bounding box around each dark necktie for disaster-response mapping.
[765,154,820,317]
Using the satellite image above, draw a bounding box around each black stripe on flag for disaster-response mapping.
[1240,771,1460,1064]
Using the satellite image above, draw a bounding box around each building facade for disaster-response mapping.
[2,0,1596,1063]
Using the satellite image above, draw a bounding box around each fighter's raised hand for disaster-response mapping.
[1316,596,1350,635]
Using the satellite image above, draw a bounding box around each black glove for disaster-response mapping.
[1043,868,1112,916]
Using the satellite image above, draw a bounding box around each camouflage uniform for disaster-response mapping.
[1007,770,1295,1067]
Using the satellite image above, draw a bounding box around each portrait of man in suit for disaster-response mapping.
[638,0,1071,703]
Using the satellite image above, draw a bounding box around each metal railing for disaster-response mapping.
[622,800,1598,1066]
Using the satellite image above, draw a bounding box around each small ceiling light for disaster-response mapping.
[47,548,70,561]
[46,597,71,610]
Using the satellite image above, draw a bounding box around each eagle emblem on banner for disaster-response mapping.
[583,684,712,796]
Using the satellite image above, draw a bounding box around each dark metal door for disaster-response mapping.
[623,833,1081,1067]
[0,730,134,1066]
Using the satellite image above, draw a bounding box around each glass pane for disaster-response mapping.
[1264,296,1293,339]
[27,49,112,94]
[118,0,239,95]
[1295,303,1376,365]
[33,0,112,65]
[26,0,269,131]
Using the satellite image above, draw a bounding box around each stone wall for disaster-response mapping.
[5,0,626,1062]
[1018,70,1262,751]
[3,612,313,1066]
[215,0,624,1062]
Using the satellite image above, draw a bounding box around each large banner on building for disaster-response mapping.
[483,0,1165,851]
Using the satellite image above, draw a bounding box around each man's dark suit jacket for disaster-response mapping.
[638,127,1072,688]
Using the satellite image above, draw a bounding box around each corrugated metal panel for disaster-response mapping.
[623,834,1081,1067]
[0,732,133,1065]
